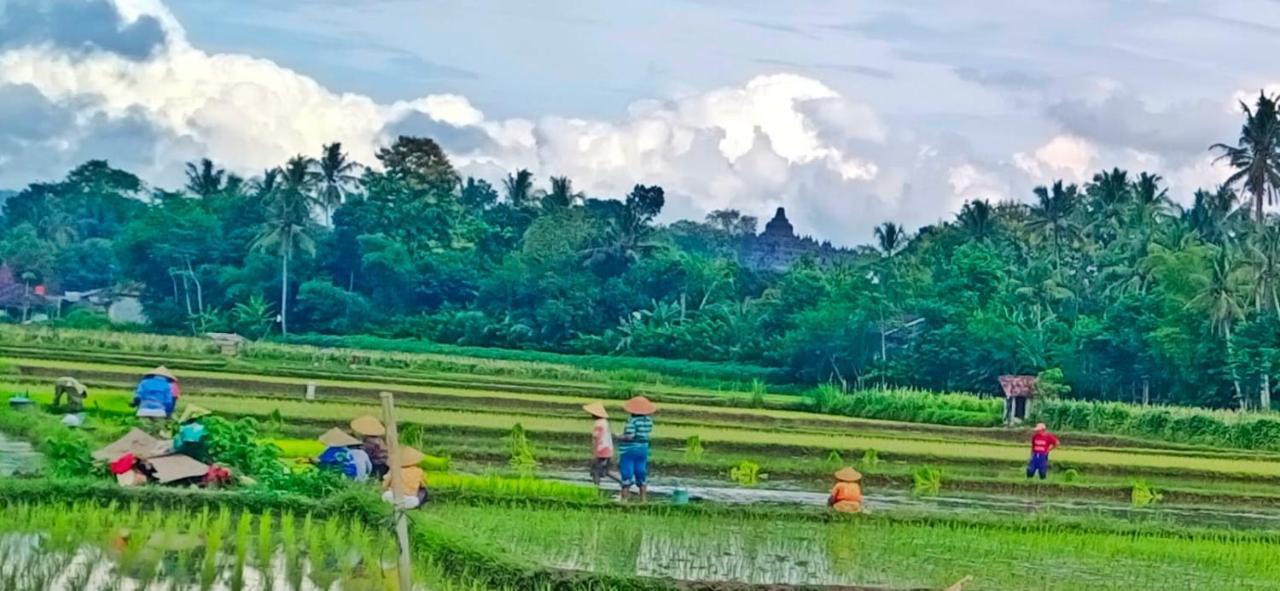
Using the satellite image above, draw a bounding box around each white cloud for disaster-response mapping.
[1013,134,1097,183]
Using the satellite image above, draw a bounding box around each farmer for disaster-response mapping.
[828,467,863,513]
[132,368,176,420]
[173,405,212,462]
[316,427,372,482]
[52,377,89,413]
[583,402,614,486]
[618,396,656,502]
[382,446,429,509]
[350,415,389,478]
[1026,422,1061,480]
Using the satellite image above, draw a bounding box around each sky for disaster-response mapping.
[0,0,1275,244]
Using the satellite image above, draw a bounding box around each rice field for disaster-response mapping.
[418,504,1280,590]
[0,502,410,591]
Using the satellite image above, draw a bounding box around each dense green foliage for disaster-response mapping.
[7,95,1280,411]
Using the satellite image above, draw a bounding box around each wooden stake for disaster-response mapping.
[381,391,413,590]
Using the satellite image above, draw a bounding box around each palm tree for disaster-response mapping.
[1029,181,1081,269]
[1187,186,1242,245]
[874,222,908,257]
[1188,248,1249,409]
[184,158,227,199]
[1088,168,1132,213]
[544,176,583,210]
[1244,220,1280,410]
[252,168,282,201]
[503,169,536,208]
[317,142,360,225]
[956,199,995,241]
[252,155,317,337]
[1211,92,1280,222]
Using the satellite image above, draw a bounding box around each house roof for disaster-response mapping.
[998,375,1038,398]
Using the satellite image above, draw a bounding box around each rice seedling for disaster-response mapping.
[913,466,943,496]
[1131,480,1164,508]
[858,448,880,470]
[233,511,252,588]
[729,460,765,487]
[682,435,704,461]
[506,423,538,476]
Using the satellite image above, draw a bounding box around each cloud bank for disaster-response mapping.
[0,0,1243,243]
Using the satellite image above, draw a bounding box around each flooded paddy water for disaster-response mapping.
[0,431,40,477]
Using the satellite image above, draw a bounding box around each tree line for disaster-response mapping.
[6,93,1280,409]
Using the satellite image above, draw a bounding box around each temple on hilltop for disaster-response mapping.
[740,207,850,272]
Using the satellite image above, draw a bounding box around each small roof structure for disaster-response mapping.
[146,454,209,484]
[93,428,170,461]
[998,375,1038,398]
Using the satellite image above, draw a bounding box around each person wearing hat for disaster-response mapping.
[617,396,656,501]
[583,402,614,486]
[351,415,390,478]
[828,467,864,513]
[172,405,212,462]
[53,377,89,413]
[317,428,371,481]
[382,446,428,509]
[132,367,176,419]
[1027,423,1060,480]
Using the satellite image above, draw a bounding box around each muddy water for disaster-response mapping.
[545,470,1280,530]
[0,432,40,477]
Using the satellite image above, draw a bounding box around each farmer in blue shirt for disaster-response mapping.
[132,368,176,419]
[618,396,656,502]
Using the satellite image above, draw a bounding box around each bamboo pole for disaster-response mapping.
[381,391,413,590]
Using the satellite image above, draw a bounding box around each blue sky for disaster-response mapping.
[0,0,1274,242]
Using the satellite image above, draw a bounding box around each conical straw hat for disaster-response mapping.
[178,405,211,423]
[622,396,656,416]
[349,415,386,436]
[318,428,360,447]
[147,366,176,381]
[834,467,862,482]
[582,402,608,419]
[395,446,425,467]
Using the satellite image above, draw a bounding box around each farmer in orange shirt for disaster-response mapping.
[828,467,863,513]
[1026,423,1061,480]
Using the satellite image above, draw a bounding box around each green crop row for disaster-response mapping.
[1034,398,1280,452]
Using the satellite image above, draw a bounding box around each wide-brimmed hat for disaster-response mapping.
[318,427,361,447]
[582,402,608,419]
[622,396,656,416]
[394,446,425,467]
[178,405,211,423]
[834,467,862,482]
[350,415,386,436]
[147,366,176,381]
[1034,423,1047,432]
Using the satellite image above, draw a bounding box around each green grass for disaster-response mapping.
[420,504,1280,590]
[23,382,1280,480]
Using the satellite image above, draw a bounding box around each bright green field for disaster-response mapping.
[20,382,1280,479]
[418,504,1280,591]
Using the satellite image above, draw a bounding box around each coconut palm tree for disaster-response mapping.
[1211,92,1280,222]
[874,222,908,257]
[184,158,227,199]
[1187,186,1243,245]
[956,199,995,241]
[503,169,536,208]
[316,142,360,225]
[544,176,583,210]
[1188,248,1249,409]
[1029,181,1081,269]
[252,155,317,337]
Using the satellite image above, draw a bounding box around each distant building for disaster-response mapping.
[740,207,851,271]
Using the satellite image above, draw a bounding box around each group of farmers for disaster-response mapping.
[313,415,430,509]
[581,395,658,501]
[54,368,1064,512]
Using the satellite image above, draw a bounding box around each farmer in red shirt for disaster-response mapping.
[1026,423,1060,480]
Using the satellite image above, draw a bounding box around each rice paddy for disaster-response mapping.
[6,332,1280,589]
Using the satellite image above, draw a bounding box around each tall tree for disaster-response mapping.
[874,222,908,257]
[1029,181,1081,269]
[316,142,360,225]
[956,200,995,241]
[184,158,227,199]
[503,169,536,208]
[252,155,317,336]
[1211,92,1280,222]
[544,176,583,210]
[1189,248,1248,408]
